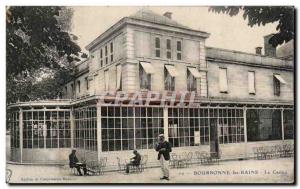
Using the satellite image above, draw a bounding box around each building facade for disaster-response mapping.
[8,10,294,168]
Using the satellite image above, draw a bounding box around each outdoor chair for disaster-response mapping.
[125,159,142,173]
[176,154,187,168]
[274,145,283,158]
[86,161,101,175]
[288,145,294,157]
[211,150,222,165]
[116,157,125,172]
[283,144,293,157]
[98,157,107,175]
[195,151,201,164]
[257,146,265,160]
[169,153,179,168]
[269,146,277,159]
[199,151,210,165]
[264,146,273,159]
[252,147,259,159]
[184,152,193,167]
[140,155,148,172]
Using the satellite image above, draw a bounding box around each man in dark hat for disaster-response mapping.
[125,150,141,174]
[155,134,172,180]
[69,149,87,176]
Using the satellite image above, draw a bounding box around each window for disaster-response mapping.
[110,42,114,62]
[187,70,196,91]
[64,86,67,95]
[105,45,108,65]
[85,77,89,90]
[284,110,294,139]
[176,41,182,60]
[22,110,71,149]
[248,71,255,94]
[139,62,154,90]
[218,108,245,144]
[274,76,280,96]
[104,70,109,91]
[246,109,282,141]
[219,68,228,93]
[166,39,172,59]
[77,81,81,93]
[100,49,103,67]
[9,111,19,148]
[116,64,122,90]
[164,65,177,91]
[101,107,164,151]
[155,37,161,57]
[187,67,201,92]
[71,84,74,96]
[168,108,214,147]
[273,74,286,96]
[74,107,97,151]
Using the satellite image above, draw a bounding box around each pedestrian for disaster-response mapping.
[69,149,88,176]
[155,134,172,180]
[125,150,141,174]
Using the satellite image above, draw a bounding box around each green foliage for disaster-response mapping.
[209,6,294,47]
[6,6,82,103]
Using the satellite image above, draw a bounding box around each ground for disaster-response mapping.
[6,157,294,184]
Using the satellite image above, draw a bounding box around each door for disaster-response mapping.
[210,118,219,158]
[246,110,260,141]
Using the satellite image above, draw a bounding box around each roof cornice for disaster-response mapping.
[85,17,210,51]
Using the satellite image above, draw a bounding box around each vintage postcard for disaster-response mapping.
[6,6,295,184]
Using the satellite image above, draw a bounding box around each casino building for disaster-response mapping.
[8,9,294,168]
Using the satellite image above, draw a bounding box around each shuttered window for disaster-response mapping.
[116,64,122,90]
[219,68,228,93]
[104,70,109,91]
[248,71,255,94]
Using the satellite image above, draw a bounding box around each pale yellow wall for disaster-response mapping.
[207,61,294,101]
[133,27,206,65]
[89,31,126,74]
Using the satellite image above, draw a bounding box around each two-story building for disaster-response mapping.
[8,9,294,168]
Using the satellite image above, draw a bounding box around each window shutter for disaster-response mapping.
[219,68,228,93]
[248,71,255,94]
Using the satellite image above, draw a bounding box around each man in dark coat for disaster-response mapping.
[155,134,172,180]
[69,149,87,176]
[126,150,141,174]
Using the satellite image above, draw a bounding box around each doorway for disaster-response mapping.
[246,109,260,141]
[210,118,219,158]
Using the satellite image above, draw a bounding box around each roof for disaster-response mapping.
[206,46,293,69]
[128,9,192,30]
[276,40,294,60]
[86,9,210,50]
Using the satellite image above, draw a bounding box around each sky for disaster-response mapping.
[71,6,278,54]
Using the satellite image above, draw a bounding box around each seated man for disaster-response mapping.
[69,149,87,176]
[126,150,141,174]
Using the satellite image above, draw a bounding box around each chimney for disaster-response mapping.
[163,12,172,19]
[264,34,276,57]
[255,47,262,55]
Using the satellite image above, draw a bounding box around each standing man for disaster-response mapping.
[155,134,172,181]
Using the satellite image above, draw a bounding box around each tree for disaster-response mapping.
[209,6,294,47]
[6,6,82,103]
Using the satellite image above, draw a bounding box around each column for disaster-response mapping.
[19,108,23,163]
[163,107,169,140]
[96,101,102,162]
[70,107,75,148]
[43,107,46,149]
[281,108,284,141]
[243,107,248,158]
